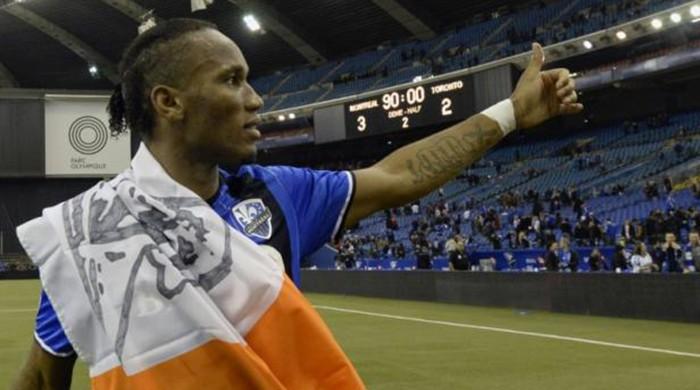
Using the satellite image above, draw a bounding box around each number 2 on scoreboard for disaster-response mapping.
[441,98,453,116]
[402,117,409,129]
[357,115,366,132]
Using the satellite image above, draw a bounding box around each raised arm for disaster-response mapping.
[344,43,582,228]
[12,339,76,390]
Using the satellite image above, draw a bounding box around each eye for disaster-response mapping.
[227,74,243,86]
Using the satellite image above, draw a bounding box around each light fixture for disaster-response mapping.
[288,113,296,119]
[670,12,682,23]
[582,40,593,50]
[88,65,98,77]
[243,14,261,32]
[277,114,286,121]
[651,18,663,29]
[691,5,700,18]
[615,31,627,40]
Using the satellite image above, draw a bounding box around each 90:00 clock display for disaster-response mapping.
[344,75,474,137]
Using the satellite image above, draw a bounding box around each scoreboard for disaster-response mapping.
[343,74,475,138]
[311,64,517,144]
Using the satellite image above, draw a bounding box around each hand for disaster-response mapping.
[511,43,584,129]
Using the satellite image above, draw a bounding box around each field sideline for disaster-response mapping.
[1,280,698,389]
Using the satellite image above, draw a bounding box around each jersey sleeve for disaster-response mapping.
[266,166,355,257]
[34,290,74,357]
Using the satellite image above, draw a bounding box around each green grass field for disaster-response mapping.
[1,280,698,389]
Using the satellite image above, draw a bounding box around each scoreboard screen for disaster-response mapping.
[344,74,475,138]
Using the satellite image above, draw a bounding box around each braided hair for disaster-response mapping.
[107,18,217,139]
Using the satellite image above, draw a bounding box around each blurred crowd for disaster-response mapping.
[336,180,700,273]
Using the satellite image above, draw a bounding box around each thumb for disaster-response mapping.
[523,42,545,78]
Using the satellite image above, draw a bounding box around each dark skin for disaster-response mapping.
[13,30,581,388]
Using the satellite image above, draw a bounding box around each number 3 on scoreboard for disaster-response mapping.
[441,98,453,116]
[357,115,367,132]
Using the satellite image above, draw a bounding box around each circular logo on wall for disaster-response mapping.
[68,116,109,155]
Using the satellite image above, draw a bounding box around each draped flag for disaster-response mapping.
[17,144,365,389]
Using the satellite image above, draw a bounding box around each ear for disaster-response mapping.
[150,84,184,122]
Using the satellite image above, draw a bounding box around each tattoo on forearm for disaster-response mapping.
[406,120,501,185]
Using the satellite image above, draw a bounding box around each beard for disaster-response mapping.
[218,148,257,172]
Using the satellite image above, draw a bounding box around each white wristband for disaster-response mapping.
[481,99,517,136]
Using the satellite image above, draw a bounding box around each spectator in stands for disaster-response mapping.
[414,234,432,270]
[559,237,579,272]
[663,210,682,238]
[431,237,443,258]
[622,220,633,242]
[560,217,572,236]
[612,241,629,272]
[630,242,655,273]
[395,242,406,259]
[544,241,560,271]
[588,248,607,272]
[532,215,542,235]
[385,210,398,230]
[632,219,645,242]
[338,241,356,269]
[661,233,684,273]
[573,219,588,246]
[516,230,531,249]
[685,231,700,272]
[603,219,616,245]
[532,197,544,216]
[561,188,571,206]
[650,242,665,272]
[446,234,469,271]
[646,210,664,243]
[588,217,604,246]
[644,181,660,199]
[693,207,700,228]
[411,202,420,215]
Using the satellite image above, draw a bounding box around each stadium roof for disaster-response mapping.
[0,0,525,89]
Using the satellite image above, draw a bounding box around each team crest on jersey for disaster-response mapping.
[232,198,273,240]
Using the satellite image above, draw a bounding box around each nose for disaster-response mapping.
[245,82,264,112]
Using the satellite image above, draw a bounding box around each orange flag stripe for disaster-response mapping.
[245,277,366,389]
[91,339,285,390]
[91,277,364,389]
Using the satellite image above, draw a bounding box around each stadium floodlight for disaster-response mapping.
[277,114,286,121]
[288,113,296,119]
[615,31,627,40]
[691,5,700,18]
[651,18,663,29]
[88,65,98,77]
[690,5,700,18]
[582,40,593,50]
[670,12,682,23]
[412,75,423,82]
[243,14,261,32]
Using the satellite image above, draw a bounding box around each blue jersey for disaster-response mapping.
[34,165,354,356]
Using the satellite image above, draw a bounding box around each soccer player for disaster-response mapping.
[13,18,580,389]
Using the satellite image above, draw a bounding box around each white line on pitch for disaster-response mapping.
[315,305,700,359]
